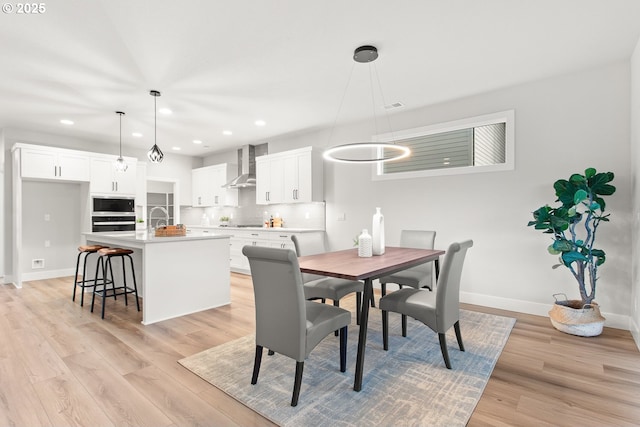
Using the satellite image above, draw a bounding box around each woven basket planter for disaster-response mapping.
[548,295,605,337]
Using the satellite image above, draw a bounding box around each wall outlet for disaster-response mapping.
[337,213,346,221]
[44,214,50,221]
[44,240,50,247]
[32,259,45,269]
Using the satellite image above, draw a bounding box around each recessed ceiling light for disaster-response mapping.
[132,132,143,137]
[193,139,202,144]
[159,108,172,115]
[222,130,233,136]
[60,119,74,125]
[254,120,266,126]
[172,146,181,151]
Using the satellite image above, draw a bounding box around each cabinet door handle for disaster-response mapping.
[215,195,219,204]
[58,166,61,177]
[54,166,57,176]
[115,181,118,192]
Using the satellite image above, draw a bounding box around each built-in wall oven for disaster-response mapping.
[91,196,136,232]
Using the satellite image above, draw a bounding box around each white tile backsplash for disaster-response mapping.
[181,200,325,229]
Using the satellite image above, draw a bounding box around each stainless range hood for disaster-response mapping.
[222,145,256,189]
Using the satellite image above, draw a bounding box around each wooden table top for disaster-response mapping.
[298,246,445,281]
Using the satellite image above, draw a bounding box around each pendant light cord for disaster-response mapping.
[373,61,397,144]
[327,61,356,147]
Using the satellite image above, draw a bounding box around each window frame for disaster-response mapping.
[372,110,515,181]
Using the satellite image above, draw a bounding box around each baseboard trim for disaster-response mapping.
[460,291,630,330]
[630,316,640,351]
[21,268,75,282]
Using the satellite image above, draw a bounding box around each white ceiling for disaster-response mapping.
[2,0,640,157]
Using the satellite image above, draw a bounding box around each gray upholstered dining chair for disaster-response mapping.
[242,245,350,407]
[380,240,473,369]
[291,234,366,325]
[379,230,437,296]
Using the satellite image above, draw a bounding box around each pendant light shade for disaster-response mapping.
[323,45,410,164]
[147,90,164,163]
[114,111,128,172]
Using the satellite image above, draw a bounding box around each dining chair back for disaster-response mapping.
[242,245,350,406]
[291,234,367,324]
[379,230,437,296]
[380,240,473,369]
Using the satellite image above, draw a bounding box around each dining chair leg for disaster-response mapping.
[438,333,452,369]
[401,314,407,337]
[333,300,340,336]
[355,291,362,325]
[380,282,387,297]
[291,361,304,407]
[251,345,263,384]
[339,326,347,372]
[454,321,465,352]
[382,310,389,351]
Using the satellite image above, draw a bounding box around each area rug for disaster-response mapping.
[179,309,515,426]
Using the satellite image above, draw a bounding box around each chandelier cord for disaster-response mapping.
[327,61,356,148]
[373,61,397,145]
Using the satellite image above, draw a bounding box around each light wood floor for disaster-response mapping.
[1,273,639,426]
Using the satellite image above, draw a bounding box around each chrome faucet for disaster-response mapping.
[148,206,169,231]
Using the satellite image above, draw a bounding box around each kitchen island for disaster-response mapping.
[83,230,231,325]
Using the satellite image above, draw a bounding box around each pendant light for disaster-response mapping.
[147,89,164,163]
[323,45,411,164]
[114,111,128,172]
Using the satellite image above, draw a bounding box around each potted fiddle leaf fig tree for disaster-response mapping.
[527,167,616,336]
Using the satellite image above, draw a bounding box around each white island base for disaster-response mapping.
[83,231,231,325]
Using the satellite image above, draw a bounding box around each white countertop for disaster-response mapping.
[83,230,232,244]
[187,225,324,233]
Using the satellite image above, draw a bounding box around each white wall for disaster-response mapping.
[630,39,640,347]
[264,61,633,328]
[0,129,4,279]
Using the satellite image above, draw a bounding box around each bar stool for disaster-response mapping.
[91,247,140,319]
[73,244,108,307]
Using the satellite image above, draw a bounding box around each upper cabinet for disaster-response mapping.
[90,157,138,196]
[192,163,238,207]
[256,147,323,205]
[256,155,284,204]
[20,146,90,182]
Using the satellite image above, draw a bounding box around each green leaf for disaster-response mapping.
[589,172,616,196]
[585,167,596,178]
[552,240,572,252]
[589,201,601,211]
[573,189,588,204]
[569,173,586,185]
[561,251,588,266]
[547,245,561,255]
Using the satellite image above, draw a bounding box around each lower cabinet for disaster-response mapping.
[229,230,323,273]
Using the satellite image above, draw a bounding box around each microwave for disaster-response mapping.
[92,196,135,216]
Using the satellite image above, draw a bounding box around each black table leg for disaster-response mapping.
[354,277,373,391]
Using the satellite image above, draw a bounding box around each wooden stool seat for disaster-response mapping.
[73,245,110,307]
[91,247,140,319]
[78,244,107,253]
[97,247,134,256]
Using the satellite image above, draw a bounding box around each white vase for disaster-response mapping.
[372,207,385,255]
[358,229,372,257]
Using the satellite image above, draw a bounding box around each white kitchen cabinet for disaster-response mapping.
[90,157,137,196]
[192,163,238,207]
[256,146,322,205]
[20,147,90,182]
[256,156,284,204]
[228,229,323,273]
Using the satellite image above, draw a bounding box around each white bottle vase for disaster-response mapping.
[372,207,385,255]
[358,229,372,257]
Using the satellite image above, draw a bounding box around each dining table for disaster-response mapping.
[298,246,445,391]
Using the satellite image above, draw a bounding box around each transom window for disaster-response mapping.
[373,110,514,180]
